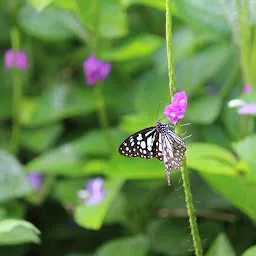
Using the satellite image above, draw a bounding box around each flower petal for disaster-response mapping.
[28,173,42,191]
[4,49,15,69]
[237,104,256,115]
[83,55,111,86]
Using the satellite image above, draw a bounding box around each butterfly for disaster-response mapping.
[118,120,186,185]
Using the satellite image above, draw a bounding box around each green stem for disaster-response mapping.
[10,27,22,155]
[166,1,203,255]
[251,26,256,85]
[236,0,252,84]
[165,1,175,98]
[94,85,114,150]
[91,0,113,151]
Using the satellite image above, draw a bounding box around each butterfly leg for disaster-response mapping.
[180,123,191,127]
[183,134,192,140]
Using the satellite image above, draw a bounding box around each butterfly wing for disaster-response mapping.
[119,127,158,159]
[154,132,163,161]
[161,130,186,185]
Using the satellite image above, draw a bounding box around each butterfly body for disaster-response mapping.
[119,120,186,185]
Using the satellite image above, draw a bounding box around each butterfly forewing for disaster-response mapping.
[119,120,187,185]
[119,127,158,159]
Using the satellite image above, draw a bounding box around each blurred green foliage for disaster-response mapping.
[0,0,256,255]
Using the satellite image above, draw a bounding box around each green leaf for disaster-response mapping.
[0,150,32,202]
[162,173,231,210]
[134,70,169,117]
[221,104,241,141]
[185,95,223,124]
[104,193,127,225]
[149,219,183,255]
[233,135,256,177]
[28,84,96,126]
[26,129,122,175]
[199,171,256,223]
[20,124,63,152]
[0,219,40,245]
[0,8,10,44]
[0,201,25,220]
[53,0,74,10]
[122,0,165,10]
[26,144,84,175]
[172,28,223,62]
[28,0,53,11]
[0,85,12,120]
[75,178,124,230]
[54,178,86,207]
[242,246,256,256]
[95,235,149,256]
[100,34,164,61]
[173,0,230,35]
[76,0,128,38]
[186,143,237,174]
[19,5,86,42]
[108,155,182,182]
[206,233,235,256]
[202,125,231,149]
[154,28,223,74]
[147,219,220,256]
[175,43,233,95]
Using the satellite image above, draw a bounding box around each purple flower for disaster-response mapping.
[4,49,29,71]
[238,103,256,115]
[83,55,111,86]
[164,91,188,124]
[27,173,42,191]
[242,84,252,94]
[78,178,105,206]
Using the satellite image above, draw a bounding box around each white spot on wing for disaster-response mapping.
[147,137,153,149]
[137,134,143,141]
[141,141,146,149]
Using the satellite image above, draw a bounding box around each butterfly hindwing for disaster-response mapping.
[119,127,157,159]
[118,120,187,186]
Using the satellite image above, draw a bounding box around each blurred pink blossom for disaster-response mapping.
[83,55,111,86]
[78,178,105,206]
[242,84,252,94]
[28,173,42,191]
[4,49,29,71]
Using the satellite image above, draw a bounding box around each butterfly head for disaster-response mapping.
[156,120,169,134]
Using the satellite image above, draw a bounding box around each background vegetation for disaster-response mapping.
[0,0,256,255]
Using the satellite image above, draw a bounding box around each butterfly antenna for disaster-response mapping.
[155,101,163,121]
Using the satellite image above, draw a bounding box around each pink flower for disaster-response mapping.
[4,49,29,71]
[164,91,188,124]
[238,103,256,115]
[78,178,105,206]
[83,55,111,86]
[242,84,252,94]
[28,173,42,191]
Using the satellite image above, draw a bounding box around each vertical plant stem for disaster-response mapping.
[92,0,114,151]
[236,0,252,84]
[165,1,203,255]
[165,1,175,98]
[10,27,22,155]
[251,26,256,85]
[94,85,114,149]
